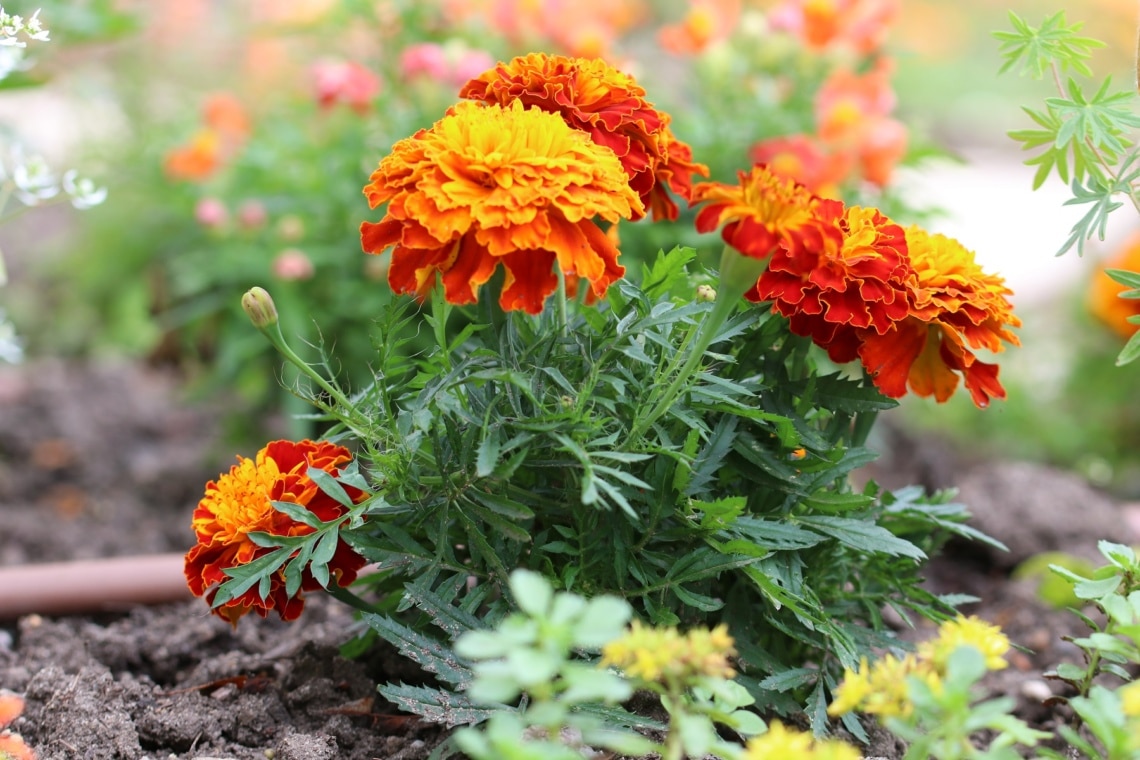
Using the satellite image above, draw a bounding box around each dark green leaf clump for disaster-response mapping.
[286,248,978,729]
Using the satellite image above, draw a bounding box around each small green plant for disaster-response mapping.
[829,615,1050,759]
[995,11,1140,365]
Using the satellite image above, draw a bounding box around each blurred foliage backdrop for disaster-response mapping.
[6,0,1140,482]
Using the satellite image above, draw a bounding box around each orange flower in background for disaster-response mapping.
[360,100,642,314]
[769,0,900,55]
[1090,232,1140,338]
[658,0,741,54]
[459,53,707,221]
[311,58,382,114]
[858,227,1020,407]
[164,93,251,182]
[202,93,252,140]
[814,61,907,187]
[692,164,823,269]
[0,690,33,760]
[749,134,854,198]
[163,131,222,181]
[184,439,367,625]
[449,0,645,59]
[757,202,912,362]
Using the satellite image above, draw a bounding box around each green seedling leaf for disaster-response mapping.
[509,568,553,617]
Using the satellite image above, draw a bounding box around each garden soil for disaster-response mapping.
[0,359,1127,759]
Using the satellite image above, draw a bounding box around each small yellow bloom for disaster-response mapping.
[600,620,736,684]
[1120,681,1140,717]
[742,720,861,760]
[922,615,1010,672]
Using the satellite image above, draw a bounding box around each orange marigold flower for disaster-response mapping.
[658,0,741,55]
[184,439,367,625]
[163,130,222,181]
[458,52,707,221]
[202,92,252,142]
[857,227,1020,407]
[749,133,854,198]
[692,164,824,268]
[814,61,908,187]
[361,100,641,314]
[0,731,35,760]
[164,93,251,182]
[769,0,900,55]
[1090,231,1140,339]
[757,202,912,363]
[0,693,23,731]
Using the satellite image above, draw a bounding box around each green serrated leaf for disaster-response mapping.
[363,613,473,688]
[377,682,492,728]
[798,515,926,559]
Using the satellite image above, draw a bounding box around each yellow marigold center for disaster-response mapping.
[741,166,817,232]
[381,100,641,247]
[199,454,281,546]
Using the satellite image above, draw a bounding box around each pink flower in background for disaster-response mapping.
[237,200,268,230]
[450,48,496,88]
[769,0,899,55]
[195,197,228,229]
[273,248,315,281]
[815,62,896,144]
[399,42,495,89]
[311,58,381,114]
[399,43,451,82]
[857,117,907,187]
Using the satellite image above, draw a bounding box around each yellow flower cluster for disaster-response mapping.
[829,615,1010,718]
[741,720,861,760]
[599,620,736,684]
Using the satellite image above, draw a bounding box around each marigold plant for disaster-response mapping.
[177,8,1021,748]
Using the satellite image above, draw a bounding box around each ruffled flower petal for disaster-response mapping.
[459,53,707,221]
[361,99,642,314]
[184,439,367,625]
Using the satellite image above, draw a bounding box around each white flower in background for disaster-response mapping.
[0,308,21,363]
[62,170,106,209]
[11,146,59,204]
[0,9,49,47]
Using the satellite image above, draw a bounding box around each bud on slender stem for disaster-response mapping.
[242,286,278,329]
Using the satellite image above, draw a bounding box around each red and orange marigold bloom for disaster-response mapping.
[0,691,33,760]
[757,202,912,362]
[692,164,824,271]
[184,439,367,625]
[458,52,707,221]
[857,227,1020,407]
[361,100,642,314]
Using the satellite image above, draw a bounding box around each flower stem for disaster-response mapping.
[555,265,569,337]
[629,246,768,440]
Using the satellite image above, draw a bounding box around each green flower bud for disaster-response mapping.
[242,286,278,329]
[696,284,717,302]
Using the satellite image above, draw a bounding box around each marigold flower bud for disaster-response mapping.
[696,284,717,302]
[241,287,278,329]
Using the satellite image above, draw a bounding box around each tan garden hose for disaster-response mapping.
[0,553,191,618]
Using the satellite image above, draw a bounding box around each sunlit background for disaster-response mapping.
[3,0,1140,492]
